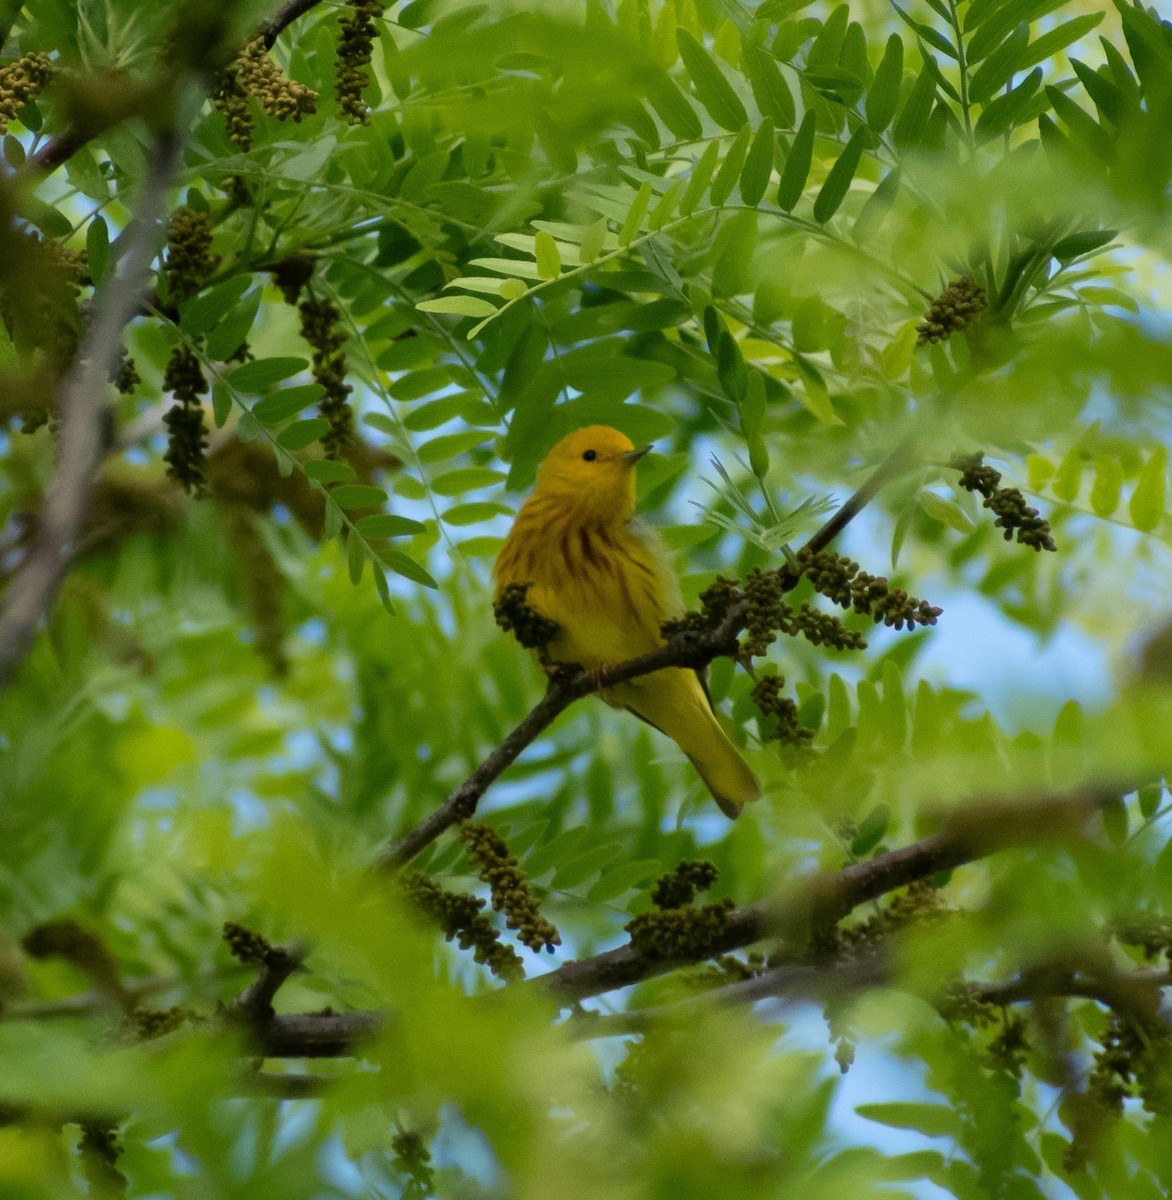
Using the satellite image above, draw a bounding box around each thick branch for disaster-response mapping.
[0,126,182,687]
[240,785,1113,1058]
[258,1010,384,1058]
[525,784,1113,1006]
[570,960,1172,1041]
[379,434,920,869]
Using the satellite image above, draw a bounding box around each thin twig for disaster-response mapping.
[2,965,251,1022]
[259,0,327,47]
[379,433,921,870]
[0,125,183,687]
[225,945,308,1024]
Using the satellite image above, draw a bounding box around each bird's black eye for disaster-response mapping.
[582,449,597,462]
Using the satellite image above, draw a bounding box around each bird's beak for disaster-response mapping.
[621,445,651,464]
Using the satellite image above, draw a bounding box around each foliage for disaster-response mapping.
[0,0,1171,1196]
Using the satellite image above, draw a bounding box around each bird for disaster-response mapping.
[494,425,761,817]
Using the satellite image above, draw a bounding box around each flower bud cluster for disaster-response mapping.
[797,548,942,630]
[460,821,560,953]
[954,452,1056,552]
[298,298,354,458]
[916,276,987,345]
[164,207,219,305]
[214,39,317,150]
[626,861,734,961]
[222,920,278,966]
[400,871,523,981]
[234,38,317,122]
[162,346,209,497]
[494,582,558,651]
[0,51,54,134]
[750,672,814,748]
[336,1,385,125]
[391,1130,435,1197]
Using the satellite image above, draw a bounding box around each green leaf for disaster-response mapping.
[382,549,438,589]
[211,383,230,428]
[179,277,252,337]
[417,430,494,463]
[740,118,775,206]
[1139,784,1164,820]
[851,804,890,857]
[974,68,1042,143]
[646,72,703,141]
[968,0,1070,63]
[741,41,796,127]
[813,125,866,223]
[968,21,1030,105]
[857,1102,961,1139]
[892,3,956,60]
[1101,797,1128,845]
[586,859,662,903]
[578,216,608,264]
[330,484,389,509]
[534,231,561,280]
[1129,448,1166,533]
[709,124,752,206]
[347,529,366,585]
[716,330,748,402]
[228,357,308,392]
[356,514,426,537]
[431,467,506,495]
[808,4,850,67]
[417,295,499,318]
[86,216,109,287]
[1070,57,1124,124]
[1045,85,1113,159]
[372,562,395,615]
[892,66,938,148]
[676,29,749,130]
[680,140,721,215]
[620,180,653,246]
[205,289,262,362]
[442,502,510,526]
[253,384,325,425]
[277,418,331,450]
[793,357,841,424]
[775,109,816,211]
[853,167,901,242]
[1051,228,1117,261]
[866,34,904,132]
[304,460,357,484]
[1089,457,1123,517]
[918,491,974,533]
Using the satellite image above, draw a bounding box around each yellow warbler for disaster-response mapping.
[495,425,760,817]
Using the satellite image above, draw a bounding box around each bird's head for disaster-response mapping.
[533,426,650,521]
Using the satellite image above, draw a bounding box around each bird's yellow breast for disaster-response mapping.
[494,494,679,669]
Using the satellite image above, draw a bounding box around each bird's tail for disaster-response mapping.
[682,726,761,818]
[618,669,761,818]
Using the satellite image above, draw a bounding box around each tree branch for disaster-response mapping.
[0,125,183,688]
[224,944,307,1024]
[378,434,921,869]
[569,959,1172,1041]
[231,784,1115,1059]
[524,784,1114,1006]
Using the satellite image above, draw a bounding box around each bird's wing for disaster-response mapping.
[627,517,714,709]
